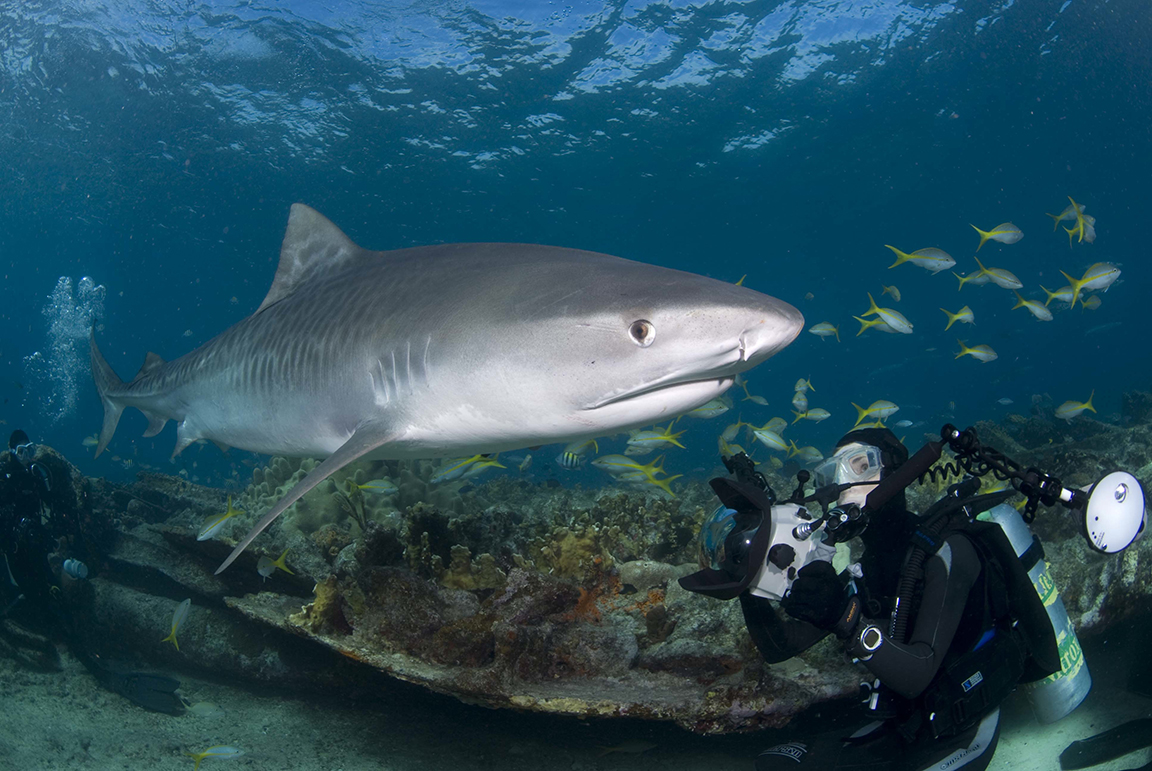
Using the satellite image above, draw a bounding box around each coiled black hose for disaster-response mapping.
[889,499,952,641]
[888,484,1012,642]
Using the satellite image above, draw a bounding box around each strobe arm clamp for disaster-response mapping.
[1018,467,1086,514]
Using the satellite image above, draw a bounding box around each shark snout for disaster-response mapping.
[737,301,804,365]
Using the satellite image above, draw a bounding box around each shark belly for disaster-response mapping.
[179,387,363,457]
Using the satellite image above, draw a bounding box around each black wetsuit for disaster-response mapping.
[0,450,57,622]
[744,509,1002,771]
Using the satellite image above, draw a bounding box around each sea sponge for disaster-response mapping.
[291,575,344,634]
[440,545,507,590]
[533,525,613,582]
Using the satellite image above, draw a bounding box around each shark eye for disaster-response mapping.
[629,319,655,347]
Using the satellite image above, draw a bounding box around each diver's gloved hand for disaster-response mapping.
[782,561,861,639]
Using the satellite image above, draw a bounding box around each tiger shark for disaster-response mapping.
[90,204,802,573]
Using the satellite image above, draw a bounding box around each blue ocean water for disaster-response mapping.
[0,0,1146,487]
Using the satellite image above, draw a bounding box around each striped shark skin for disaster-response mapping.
[89,204,802,573]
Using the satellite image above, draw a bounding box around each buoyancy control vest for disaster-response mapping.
[888,491,1061,739]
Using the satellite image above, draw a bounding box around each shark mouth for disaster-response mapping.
[585,336,753,411]
[585,375,736,410]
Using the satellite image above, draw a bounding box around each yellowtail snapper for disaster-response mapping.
[197,496,244,541]
[1011,291,1053,321]
[970,222,1023,251]
[257,549,294,580]
[955,340,998,363]
[860,293,913,334]
[184,745,244,771]
[1059,262,1120,308]
[1055,391,1096,422]
[355,478,399,495]
[884,245,956,273]
[162,599,191,651]
[971,256,1022,289]
[940,306,975,331]
[790,408,831,424]
[808,321,840,341]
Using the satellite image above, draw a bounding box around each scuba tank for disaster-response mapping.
[984,503,1091,723]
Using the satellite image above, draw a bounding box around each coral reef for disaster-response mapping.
[233,456,468,547]
[1121,390,1152,426]
[16,391,1152,733]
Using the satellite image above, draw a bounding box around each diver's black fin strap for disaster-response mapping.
[0,554,23,619]
[1059,718,1152,770]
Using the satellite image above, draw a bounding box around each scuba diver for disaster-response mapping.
[682,427,1065,771]
[1,429,61,623]
[1,428,184,714]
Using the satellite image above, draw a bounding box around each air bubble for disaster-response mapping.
[22,276,107,423]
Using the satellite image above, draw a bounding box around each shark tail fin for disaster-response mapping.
[89,331,125,458]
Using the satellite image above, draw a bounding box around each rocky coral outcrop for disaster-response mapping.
[5,394,1151,734]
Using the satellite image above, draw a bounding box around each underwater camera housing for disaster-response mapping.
[679,498,835,602]
[680,426,1147,602]
[681,451,838,599]
[679,454,837,601]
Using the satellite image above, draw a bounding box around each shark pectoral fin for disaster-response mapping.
[214,421,400,575]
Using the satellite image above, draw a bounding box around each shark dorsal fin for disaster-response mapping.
[257,204,366,314]
[132,351,167,382]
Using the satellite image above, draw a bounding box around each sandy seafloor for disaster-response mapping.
[1,625,1149,771]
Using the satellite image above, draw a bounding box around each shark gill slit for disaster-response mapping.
[372,357,390,405]
[422,335,432,386]
[405,340,413,393]
[390,349,399,398]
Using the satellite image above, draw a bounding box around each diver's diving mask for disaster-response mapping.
[13,442,36,467]
[813,444,883,488]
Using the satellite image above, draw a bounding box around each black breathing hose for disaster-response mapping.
[888,480,1006,642]
[889,510,950,642]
